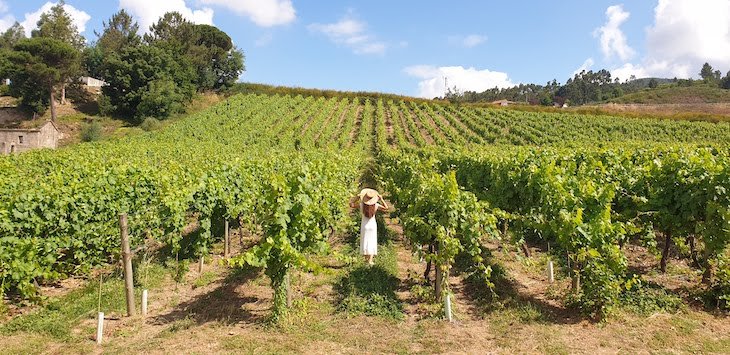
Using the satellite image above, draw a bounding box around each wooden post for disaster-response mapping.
[285,272,292,308]
[224,220,230,258]
[119,213,135,316]
[547,260,554,283]
[96,312,104,344]
[571,268,581,292]
[435,263,442,301]
[198,255,204,273]
[660,231,671,273]
[141,290,148,317]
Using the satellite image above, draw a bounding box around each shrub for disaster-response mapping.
[98,94,115,117]
[140,117,161,131]
[80,121,103,142]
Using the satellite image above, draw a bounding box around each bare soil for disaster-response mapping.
[3,212,729,354]
[328,100,354,143]
[404,107,434,145]
[383,104,396,146]
[395,106,417,146]
[347,105,364,147]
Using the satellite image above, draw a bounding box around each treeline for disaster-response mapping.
[229,82,444,105]
[0,1,244,123]
[447,63,730,106]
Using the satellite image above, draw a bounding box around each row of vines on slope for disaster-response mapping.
[0,93,366,320]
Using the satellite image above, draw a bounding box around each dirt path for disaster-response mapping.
[419,110,449,144]
[383,104,396,146]
[347,105,364,147]
[404,106,435,145]
[314,99,345,142]
[395,106,416,146]
[328,100,354,143]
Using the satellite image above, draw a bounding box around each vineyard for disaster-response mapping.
[1,93,730,353]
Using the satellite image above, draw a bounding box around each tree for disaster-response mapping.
[144,14,244,90]
[31,1,85,49]
[144,12,195,54]
[721,71,730,90]
[188,24,244,90]
[6,38,80,121]
[100,45,195,121]
[648,78,658,89]
[700,62,715,82]
[0,22,26,49]
[95,9,141,54]
[31,0,85,104]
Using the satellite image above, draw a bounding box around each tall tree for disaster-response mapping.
[31,0,85,104]
[721,71,730,90]
[31,1,86,49]
[699,62,715,82]
[188,24,244,90]
[7,38,80,121]
[0,22,26,49]
[144,12,194,54]
[100,45,195,121]
[95,9,141,54]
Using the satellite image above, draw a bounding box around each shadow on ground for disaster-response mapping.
[150,265,266,326]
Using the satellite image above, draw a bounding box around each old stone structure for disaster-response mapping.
[0,121,60,155]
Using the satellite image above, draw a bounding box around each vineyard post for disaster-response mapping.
[141,289,148,317]
[96,312,104,344]
[547,260,554,283]
[444,293,453,322]
[224,220,230,257]
[285,272,292,308]
[198,255,204,273]
[119,213,136,316]
[434,245,442,300]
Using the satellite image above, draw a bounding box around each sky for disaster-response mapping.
[1,0,729,98]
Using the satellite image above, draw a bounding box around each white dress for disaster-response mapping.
[360,202,382,256]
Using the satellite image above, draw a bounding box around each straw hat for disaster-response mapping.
[359,188,380,205]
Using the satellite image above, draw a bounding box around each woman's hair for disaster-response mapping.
[362,203,376,218]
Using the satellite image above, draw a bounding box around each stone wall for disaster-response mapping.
[0,122,59,155]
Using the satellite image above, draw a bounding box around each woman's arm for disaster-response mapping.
[349,196,359,209]
[378,196,389,211]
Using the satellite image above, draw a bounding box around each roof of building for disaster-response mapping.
[0,120,59,132]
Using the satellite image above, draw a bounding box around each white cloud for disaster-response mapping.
[308,12,387,56]
[18,2,91,37]
[0,14,14,32]
[404,65,515,98]
[119,0,214,33]
[609,0,730,80]
[572,58,595,76]
[593,4,635,61]
[200,0,294,27]
[449,34,487,48]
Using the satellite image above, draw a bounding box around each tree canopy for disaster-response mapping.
[31,0,85,49]
[5,37,79,119]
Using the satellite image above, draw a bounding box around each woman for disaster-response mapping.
[350,188,389,265]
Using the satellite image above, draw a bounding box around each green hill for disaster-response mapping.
[611,85,730,104]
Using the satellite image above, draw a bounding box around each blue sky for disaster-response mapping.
[2,0,729,97]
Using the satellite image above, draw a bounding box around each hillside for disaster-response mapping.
[1,93,728,354]
[610,85,730,104]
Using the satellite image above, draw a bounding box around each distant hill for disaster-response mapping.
[610,85,730,104]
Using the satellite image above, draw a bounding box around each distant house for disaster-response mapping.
[0,121,60,155]
[492,99,518,107]
[79,76,107,87]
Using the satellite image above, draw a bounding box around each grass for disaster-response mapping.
[612,85,730,104]
[0,264,168,341]
[335,241,404,320]
[192,271,219,289]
